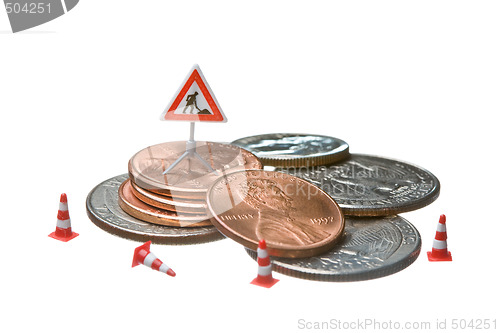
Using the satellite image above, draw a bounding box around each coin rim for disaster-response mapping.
[130,180,208,213]
[118,179,212,227]
[206,169,345,258]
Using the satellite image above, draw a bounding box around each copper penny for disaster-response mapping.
[118,179,212,227]
[128,141,262,195]
[207,170,345,258]
[130,181,207,214]
[144,187,206,203]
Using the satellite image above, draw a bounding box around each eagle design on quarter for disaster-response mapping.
[302,221,402,270]
[340,222,401,261]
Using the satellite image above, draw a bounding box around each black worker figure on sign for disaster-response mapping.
[182,91,211,115]
[182,92,198,114]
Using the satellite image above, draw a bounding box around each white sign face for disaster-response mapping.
[160,64,227,122]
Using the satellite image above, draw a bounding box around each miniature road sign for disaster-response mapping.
[251,239,279,288]
[427,214,452,261]
[160,64,227,122]
[49,193,79,242]
[160,65,226,175]
[132,241,176,277]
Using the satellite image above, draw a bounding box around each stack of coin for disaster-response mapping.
[86,140,263,244]
[117,179,212,227]
[232,134,440,217]
[86,174,225,245]
[231,133,440,281]
[205,136,350,259]
[123,141,263,227]
[86,133,439,280]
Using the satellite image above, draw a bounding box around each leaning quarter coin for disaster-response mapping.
[278,154,440,216]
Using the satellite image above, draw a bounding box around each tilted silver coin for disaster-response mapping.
[231,133,349,167]
[86,174,225,245]
[246,215,421,282]
[277,154,440,216]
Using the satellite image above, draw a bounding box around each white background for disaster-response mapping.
[1,1,499,332]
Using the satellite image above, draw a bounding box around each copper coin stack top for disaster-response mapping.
[120,141,262,227]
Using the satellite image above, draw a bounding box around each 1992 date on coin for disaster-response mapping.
[5,2,51,14]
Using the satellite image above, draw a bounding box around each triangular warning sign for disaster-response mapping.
[160,65,227,122]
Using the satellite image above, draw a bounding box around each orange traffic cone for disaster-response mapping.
[49,193,79,242]
[427,214,452,261]
[132,241,176,277]
[251,239,279,288]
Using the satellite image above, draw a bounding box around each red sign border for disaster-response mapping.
[162,69,225,122]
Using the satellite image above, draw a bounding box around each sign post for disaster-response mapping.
[160,64,227,175]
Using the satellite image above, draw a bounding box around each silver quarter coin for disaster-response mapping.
[232,133,349,167]
[86,174,225,244]
[246,215,421,282]
[277,154,440,216]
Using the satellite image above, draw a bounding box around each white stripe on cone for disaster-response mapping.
[59,202,68,211]
[159,263,171,274]
[257,247,268,258]
[436,223,447,232]
[432,239,448,250]
[143,253,157,267]
[258,264,272,276]
[56,218,71,229]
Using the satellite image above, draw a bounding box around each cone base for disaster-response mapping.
[251,277,279,288]
[427,251,452,262]
[132,241,152,267]
[48,231,79,242]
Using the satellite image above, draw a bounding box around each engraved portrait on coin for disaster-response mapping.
[207,170,345,258]
[242,179,331,246]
